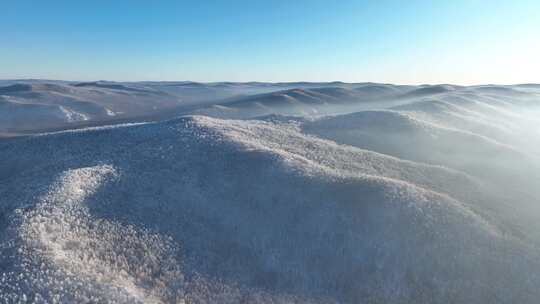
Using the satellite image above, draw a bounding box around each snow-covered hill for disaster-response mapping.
[0,81,413,134]
[1,83,540,303]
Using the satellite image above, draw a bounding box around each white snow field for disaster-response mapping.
[1,83,540,303]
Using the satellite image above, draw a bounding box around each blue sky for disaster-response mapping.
[1,0,539,84]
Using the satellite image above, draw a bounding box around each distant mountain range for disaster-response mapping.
[2,79,538,135]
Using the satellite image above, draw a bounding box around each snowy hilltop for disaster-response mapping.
[1,82,540,303]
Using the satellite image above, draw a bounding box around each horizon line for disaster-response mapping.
[1,78,539,87]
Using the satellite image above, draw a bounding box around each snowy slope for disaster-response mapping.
[1,83,540,303]
[1,112,540,303]
[193,84,409,119]
[0,82,182,133]
[0,81,411,133]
